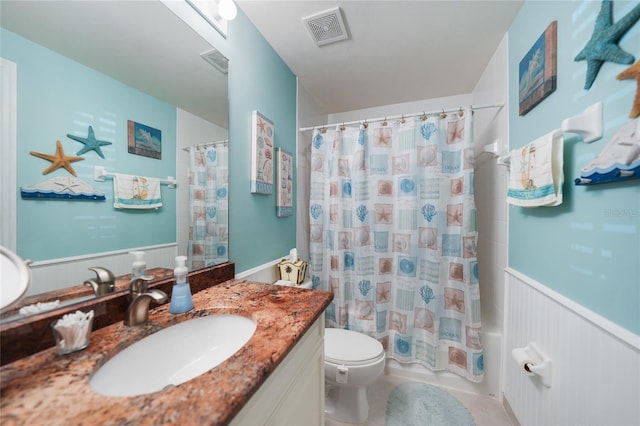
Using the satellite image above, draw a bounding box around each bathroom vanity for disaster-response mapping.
[0,279,333,425]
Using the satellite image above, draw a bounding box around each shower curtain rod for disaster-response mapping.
[298,103,503,132]
[182,139,228,152]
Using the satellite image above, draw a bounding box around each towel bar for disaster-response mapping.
[560,101,602,143]
[93,166,176,188]
[493,101,604,168]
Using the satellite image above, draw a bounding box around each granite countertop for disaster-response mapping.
[0,279,333,425]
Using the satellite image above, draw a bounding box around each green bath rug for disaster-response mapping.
[386,382,475,426]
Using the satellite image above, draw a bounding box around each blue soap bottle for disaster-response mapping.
[169,256,193,314]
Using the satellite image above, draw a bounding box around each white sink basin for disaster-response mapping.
[90,315,256,397]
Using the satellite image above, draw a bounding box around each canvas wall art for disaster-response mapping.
[250,110,274,194]
[128,120,161,159]
[519,21,557,116]
[276,147,293,217]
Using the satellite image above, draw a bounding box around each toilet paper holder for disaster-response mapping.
[512,342,552,388]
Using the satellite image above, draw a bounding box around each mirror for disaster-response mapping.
[0,0,229,320]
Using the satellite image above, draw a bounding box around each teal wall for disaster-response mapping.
[2,29,177,262]
[508,1,640,334]
[225,10,298,273]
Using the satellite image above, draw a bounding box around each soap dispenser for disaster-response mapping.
[130,251,146,278]
[169,256,193,314]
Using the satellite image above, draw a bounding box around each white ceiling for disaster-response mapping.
[2,1,524,125]
[0,1,229,128]
[237,0,524,114]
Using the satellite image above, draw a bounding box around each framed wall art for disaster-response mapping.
[519,21,557,116]
[250,110,274,194]
[275,147,293,217]
[128,120,162,159]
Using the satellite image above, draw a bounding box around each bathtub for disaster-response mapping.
[385,329,502,399]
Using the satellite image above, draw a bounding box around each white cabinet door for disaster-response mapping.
[230,314,325,426]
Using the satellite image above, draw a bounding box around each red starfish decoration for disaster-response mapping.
[617,60,640,118]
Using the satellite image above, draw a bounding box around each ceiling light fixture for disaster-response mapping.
[218,0,237,21]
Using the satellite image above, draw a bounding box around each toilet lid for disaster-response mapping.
[325,328,384,365]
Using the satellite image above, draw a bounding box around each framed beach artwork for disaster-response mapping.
[250,110,274,194]
[276,148,293,217]
[128,120,162,159]
[519,21,557,116]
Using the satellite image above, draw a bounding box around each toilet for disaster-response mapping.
[324,328,385,424]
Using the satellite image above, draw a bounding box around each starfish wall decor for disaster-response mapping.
[67,125,112,159]
[30,140,84,176]
[574,0,640,90]
[617,60,640,118]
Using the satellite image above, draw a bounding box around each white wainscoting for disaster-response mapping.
[28,243,177,295]
[235,257,284,283]
[503,268,640,426]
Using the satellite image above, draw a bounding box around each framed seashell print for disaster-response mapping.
[250,110,274,194]
[276,147,293,217]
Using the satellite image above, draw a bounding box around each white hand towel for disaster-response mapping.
[507,129,564,207]
[113,174,162,209]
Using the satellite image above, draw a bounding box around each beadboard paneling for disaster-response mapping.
[504,268,640,425]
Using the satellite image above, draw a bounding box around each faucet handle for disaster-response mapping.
[129,275,155,299]
[89,267,115,284]
[85,267,115,296]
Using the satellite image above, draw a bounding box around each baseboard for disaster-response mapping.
[502,396,520,426]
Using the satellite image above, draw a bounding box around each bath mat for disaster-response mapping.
[386,382,475,426]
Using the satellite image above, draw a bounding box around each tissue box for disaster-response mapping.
[277,259,308,284]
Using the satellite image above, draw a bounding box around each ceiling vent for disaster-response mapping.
[303,7,349,47]
[201,48,229,75]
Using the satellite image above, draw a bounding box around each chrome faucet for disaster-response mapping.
[125,275,167,326]
[84,267,115,296]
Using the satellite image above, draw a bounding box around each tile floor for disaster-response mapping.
[325,373,514,426]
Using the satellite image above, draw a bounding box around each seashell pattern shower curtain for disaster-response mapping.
[309,110,483,382]
[187,145,229,270]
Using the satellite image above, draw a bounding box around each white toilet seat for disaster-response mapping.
[325,328,384,365]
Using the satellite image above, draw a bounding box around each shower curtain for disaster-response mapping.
[309,110,483,382]
[187,145,229,270]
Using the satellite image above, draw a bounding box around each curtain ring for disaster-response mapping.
[400,114,406,124]
[382,116,387,126]
[420,112,427,121]
[363,120,369,129]
[440,108,447,119]
[339,123,346,131]
[320,126,327,134]
[458,107,464,117]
